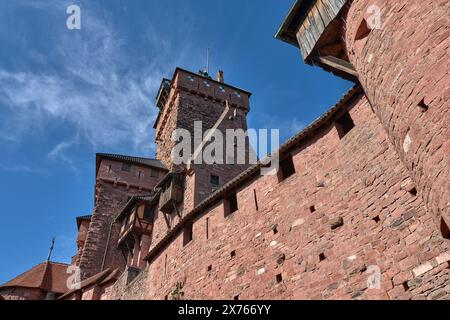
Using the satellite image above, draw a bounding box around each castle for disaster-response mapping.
[1,0,449,300]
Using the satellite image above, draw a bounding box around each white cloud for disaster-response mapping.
[0,1,192,165]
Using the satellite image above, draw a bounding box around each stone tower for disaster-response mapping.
[153,68,253,212]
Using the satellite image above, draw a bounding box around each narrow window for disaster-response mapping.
[409,187,417,197]
[150,169,159,178]
[355,18,371,41]
[164,254,168,276]
[335,112,355,139]
[418,98,429,112]
[206,218,209,240]
[230,250,236,258]
[122,162,132,172]
[441,218,450,240]
[210,174,220,187]
[403,281,410,291]
[234,295,239,300]
[106,165,112,174]
[272,224,278,235]
[253,189,259,211]
[183,223,193,246]
[207,265,212,272]
[278,154,295,182]
[310,206,316,213]
[137,170,144,179]
[224,192,238,217]
[276,273,283,283]
[373,216,380,223]
[319,253,326,262]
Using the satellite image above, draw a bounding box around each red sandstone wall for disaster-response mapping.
[74,220,90,266]
[343,0,450,228]
[128,93,450,300]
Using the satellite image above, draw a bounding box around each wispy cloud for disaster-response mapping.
[0,1,193,171]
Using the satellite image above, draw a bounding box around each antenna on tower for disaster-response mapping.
[46,237,56,262]
[206,48,210,75]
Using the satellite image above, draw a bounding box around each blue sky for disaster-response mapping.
[0,0,352,284]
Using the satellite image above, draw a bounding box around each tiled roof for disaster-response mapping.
[76,215,92,221]
[96,153,167,174]
[145,85,362,262]
[0,261,70,294]
[58,268,120,300]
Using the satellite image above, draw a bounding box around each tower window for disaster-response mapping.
[150,169,159,178]
[210,175,220,187]
[278,155,295,182]
[183,223,193,246]
[335,112,355,139]
[122,163,132,172]
[137,171,144,179]
[106,165,112,174]
[224,192,238,217]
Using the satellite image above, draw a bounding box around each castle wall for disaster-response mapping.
[343,0,450,228]
[126,92,449,300]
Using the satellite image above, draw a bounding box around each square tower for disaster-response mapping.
[154,68,253,209]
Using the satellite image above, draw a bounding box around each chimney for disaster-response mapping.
[217,70,224,83]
